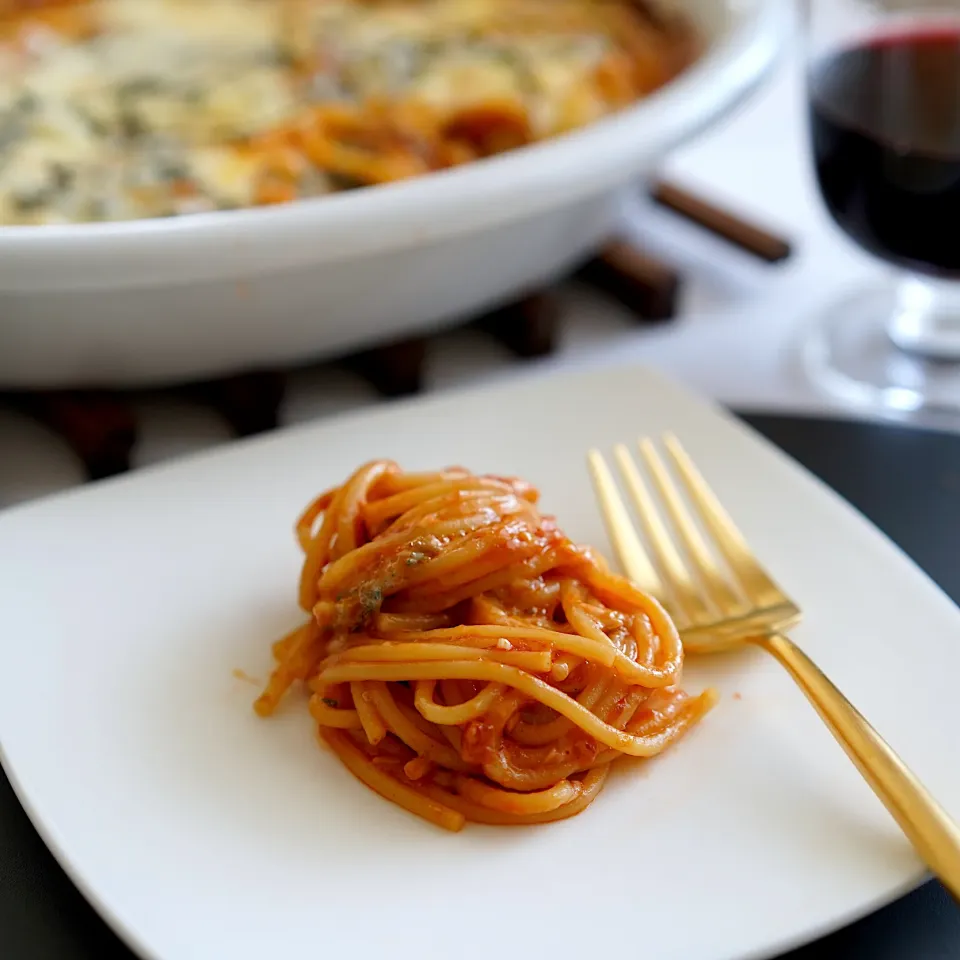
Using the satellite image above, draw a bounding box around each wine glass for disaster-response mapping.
[802,0,960,414]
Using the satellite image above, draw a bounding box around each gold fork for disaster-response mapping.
[588,433,960,900]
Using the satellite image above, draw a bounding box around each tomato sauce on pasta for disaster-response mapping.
[255,461,716,831]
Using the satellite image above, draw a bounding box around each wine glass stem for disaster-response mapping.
[888,273,960,360]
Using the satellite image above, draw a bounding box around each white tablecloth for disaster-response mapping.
[1,41,954,507]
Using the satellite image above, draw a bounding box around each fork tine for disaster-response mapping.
[638,437,746,617]
[586,449,663,598]
[612,443,710,626]
[663,434,788,609]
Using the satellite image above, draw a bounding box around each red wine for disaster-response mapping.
[810,26,960,277]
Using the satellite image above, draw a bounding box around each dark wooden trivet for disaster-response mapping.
[577,239,681,321]
[476,291,563,358]
[342,337,429,398]
[0,193,790,484]
[1,390,137,482]
[188,371,287,438]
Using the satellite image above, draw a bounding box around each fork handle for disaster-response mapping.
[757,632,960,901]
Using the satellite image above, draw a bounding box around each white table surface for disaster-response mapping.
[1,38,955,508]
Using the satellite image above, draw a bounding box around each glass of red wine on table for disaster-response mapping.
[802,0,960,414]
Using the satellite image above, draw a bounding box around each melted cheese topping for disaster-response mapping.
[0,0,693,225]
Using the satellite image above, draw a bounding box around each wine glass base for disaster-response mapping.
[801,286,960,415]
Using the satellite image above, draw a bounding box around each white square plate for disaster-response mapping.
[0,365,957,960]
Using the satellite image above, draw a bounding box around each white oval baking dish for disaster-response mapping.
[0,0,789,387]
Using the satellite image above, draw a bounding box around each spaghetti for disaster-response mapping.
[255,461,716,831]
[0,0,700,224]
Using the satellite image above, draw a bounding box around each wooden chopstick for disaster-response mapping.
[650,179,793,264]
